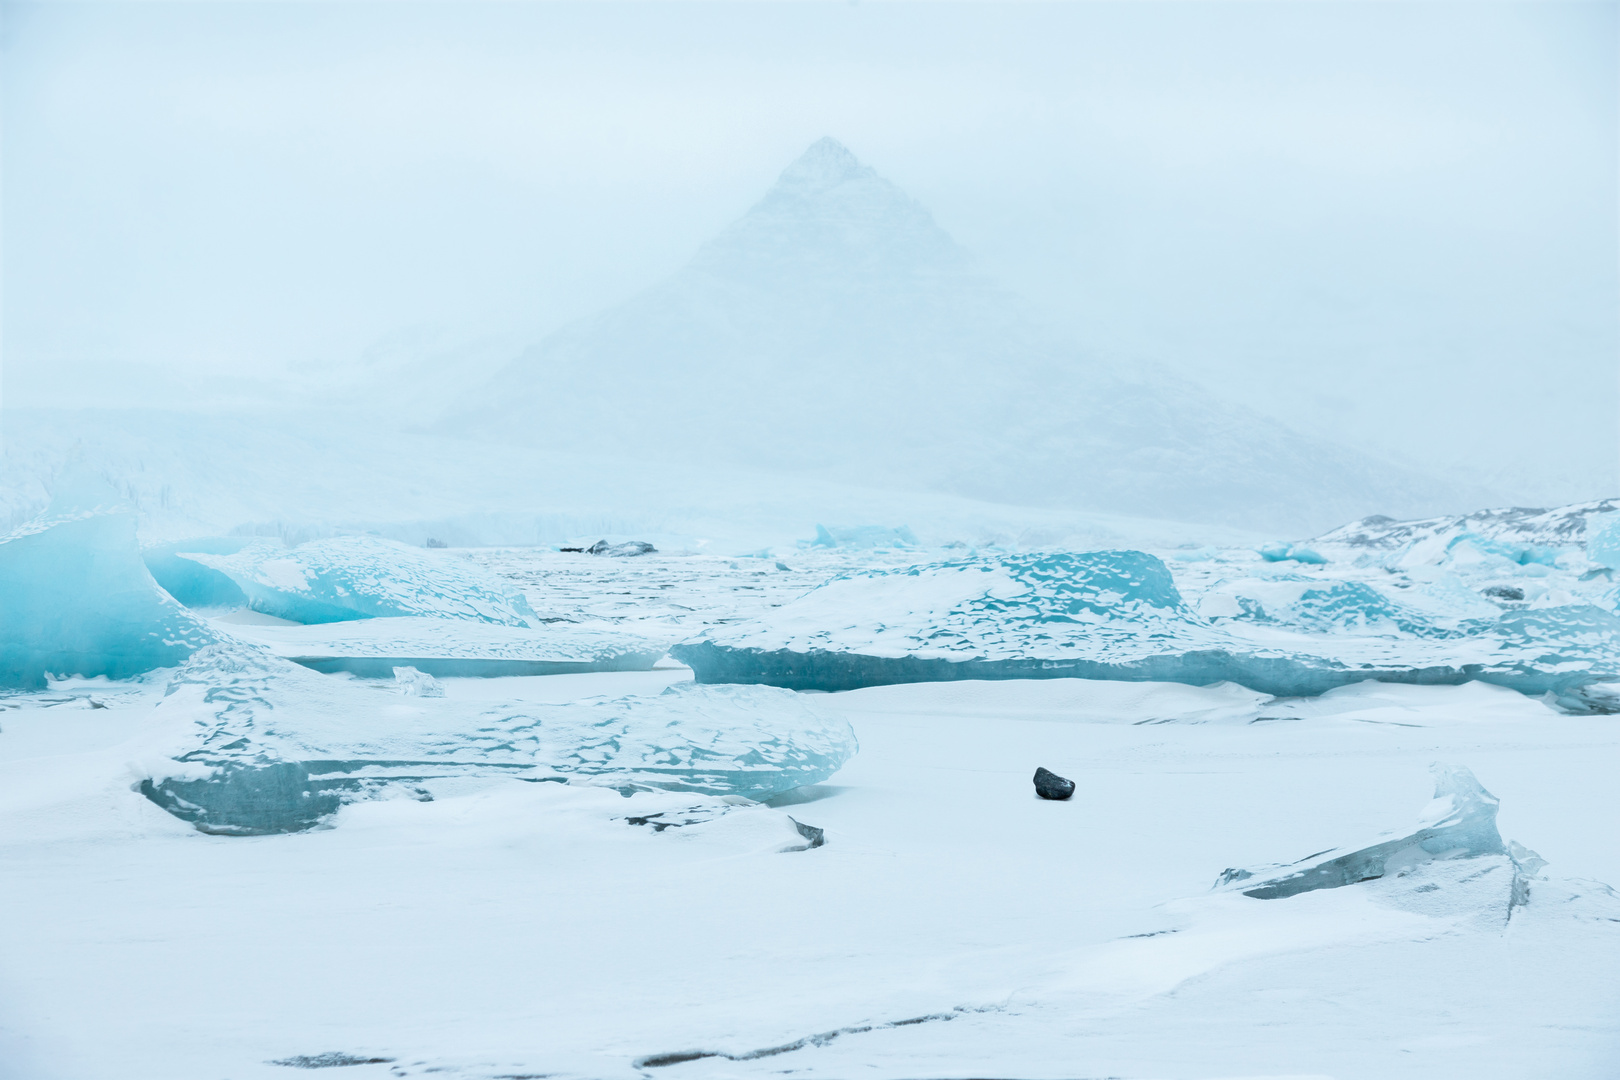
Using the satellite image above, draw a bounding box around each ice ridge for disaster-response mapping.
[0,487,220,689]
[137,644,858,835]
[671,549,1620,698]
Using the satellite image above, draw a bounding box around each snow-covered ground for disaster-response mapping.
[3,594,1617,1078]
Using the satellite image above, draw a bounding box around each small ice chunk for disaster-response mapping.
[1234,765,1507,900]
[393,665,445,697]
[1587,512,1620,570]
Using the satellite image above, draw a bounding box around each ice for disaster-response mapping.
[673,550,1620,698]
[810,525,919,550]
[141,537,253,608]
[1228,765,1508,899]
[392,665,445,697]
[1586,512,1620,570]
[1259,541,1326,564]
[182,534,541,625]
[0,482,220,689]
[136,644,858,834]
[218,614,669,677]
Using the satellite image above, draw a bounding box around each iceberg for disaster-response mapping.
[137,645,858,834]
[0,488,220,689]
[219,615,669,677]
[1228,765,1508,899]
[181,535,540,625]
[1587,512,1620,570]
[142,537,253,608]
[809,525,919,550]
[671,550,1620,698]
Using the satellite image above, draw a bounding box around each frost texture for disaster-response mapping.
[138,645,857,834]
[222,615,668,678]
[183,535,540,625]
[1235,765,1507,900]
[672,550,1620,697]
[0,488,220,689]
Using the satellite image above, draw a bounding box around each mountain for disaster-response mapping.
[450,138,1466,534]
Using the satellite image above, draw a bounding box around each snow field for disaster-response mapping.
[1,672,1616,1079]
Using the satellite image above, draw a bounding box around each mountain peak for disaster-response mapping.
[773,137,873,194]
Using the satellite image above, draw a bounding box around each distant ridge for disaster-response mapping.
[449,139,1469,533]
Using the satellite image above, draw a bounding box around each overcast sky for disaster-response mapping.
[3,1,1615,504]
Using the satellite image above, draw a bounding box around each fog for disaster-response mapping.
[2,1,1615,539]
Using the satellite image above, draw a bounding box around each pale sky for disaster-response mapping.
[3,1,1615,504]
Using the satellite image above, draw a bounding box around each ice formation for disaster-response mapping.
[182,535,540,625]
[810,525,919,550]
[137,645,858,834]
[220,615,669,677]
[141,538,254,608]
[1587,512,1620,570]
[671,550,1620,698]
[0,487,220,689]
[1222,765,1549,918]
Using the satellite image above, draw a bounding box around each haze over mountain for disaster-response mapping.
[454,138,1467,533]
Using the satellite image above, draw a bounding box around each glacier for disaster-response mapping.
[0,483,220,689]
[670,549,1620,700]
[136,644,858,835]
[141,537,254,608]
[181,534,541,625]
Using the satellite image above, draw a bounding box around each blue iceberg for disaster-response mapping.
[137,644,858,834]
[670,550,1620,699]
[142,537,253,608]
[0,488,220,689]
[181,535,540,625]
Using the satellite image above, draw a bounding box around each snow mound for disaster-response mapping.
[0,482,220,689]
[672,550,1620,697]
[136,645,857,834]
[182,535,540,625]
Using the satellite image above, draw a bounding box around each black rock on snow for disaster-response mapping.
[1033,767,1075,801]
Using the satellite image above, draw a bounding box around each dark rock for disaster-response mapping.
[1483,585,1525,601]
[1033,766,1074,800]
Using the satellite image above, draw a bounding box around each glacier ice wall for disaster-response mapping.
[671,549,1620,698]
[0,496,220,689]
[182,535,539,625]
[137,645,857,834]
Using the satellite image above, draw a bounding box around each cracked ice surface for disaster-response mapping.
[182,535,541,625]
[674,550,1620,698]
[135,644,857,834]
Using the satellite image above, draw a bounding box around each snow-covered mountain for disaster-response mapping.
[452,138,1466,534]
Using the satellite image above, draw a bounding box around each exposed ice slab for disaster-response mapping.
[1230,765,1508,900]
[0,496,220,689]
[142,537,253,608]
[182,535,540,625]
[673,550,1620,697]
[137,645,857,834]
[218,615,668,677]
[810,524,918,550]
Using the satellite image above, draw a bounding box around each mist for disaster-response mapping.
[2,1,1615,537]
